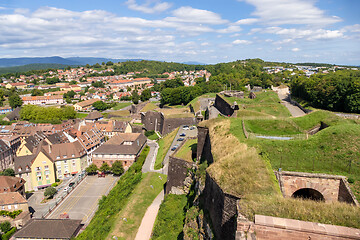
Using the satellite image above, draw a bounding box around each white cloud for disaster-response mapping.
[342,24,360,33]
[235,18,259,25]
[201,42,210,46]
[232,39,252,45]
[264,27,344,41]
[166,6,228,25]
[238,0,341,26]
[125,0,172,14]
[292,47,300,52]
[217,25,242,33]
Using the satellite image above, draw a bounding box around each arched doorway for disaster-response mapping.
[291,188,325,201]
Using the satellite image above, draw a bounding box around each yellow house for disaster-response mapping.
[16,132,47,157]
[30,151,56,190]
[14,141,88,191]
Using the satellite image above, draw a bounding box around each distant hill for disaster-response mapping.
[66,57,143,65]
[0,56,144,68]
[0,63,72,75]
[0,56,79,67]
[181,61,206,65]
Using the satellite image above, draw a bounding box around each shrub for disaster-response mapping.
[145,130,155,137]
[44,187,57,199]
[0,221,11,233]
[348,178,355,184]
[1,227,16,240]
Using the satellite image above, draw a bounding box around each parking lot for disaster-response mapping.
[162,125,197,174]
[47,175,118,224]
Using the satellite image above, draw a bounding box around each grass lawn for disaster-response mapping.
[76,112,88,119]
[222,91,291,118]
[151,194,187,240]
[174,139,197,162]
[230,117,360,202]
[245,119,303,135]
[147,132,160,141]
[200,118,360,229]
[112,102,132,110]
[108,172,167,240]
[154,128,179,169]
[187,93,217,112]
[157,108,193,118]
[141,102,158,112]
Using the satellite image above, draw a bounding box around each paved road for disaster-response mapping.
[28,174,83,218]
[134,191,164,240]
[277,90,306,117]
[47,175,118,224]
[142,140,162,174]
[161,126,198,175]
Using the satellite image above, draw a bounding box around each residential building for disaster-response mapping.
[0,107,12,114]
[77,128,105,164]
[0,139,13,170]
[0,192,28,212]
[84,111,103,122]
[12,219,82,240]
[73,98,98,111]
[0,176,26,196]
[92,133,146,169]
[95,120,132,138]
[22,95,64,105]
[5,82,28,89]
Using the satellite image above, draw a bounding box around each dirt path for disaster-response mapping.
[276,89,306,117]
[134,191,164,240]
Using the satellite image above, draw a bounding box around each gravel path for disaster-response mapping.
[134,191,164,240]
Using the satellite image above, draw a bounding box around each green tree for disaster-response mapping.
[91,81,105,88]
[85,164,98,175]
[92,101,108,111]
[44,187,57,199]
[106,61,114,66]
[0,221,12,233]
[31,89,44,96]
[0,168,15,176]
[140,88,151,102]
[132,90,139,104]
[111,161,124,176]
[9,94,23,109]
[100,162,110,173]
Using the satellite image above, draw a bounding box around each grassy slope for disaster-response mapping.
[174,139,197,162]
[108,172,167,240]
[224,91,291,118]
[200,118,360,228]
[154,128,179,169]
[245,119,302,135]
[76,112,88,119]
[112,102,132,110]
[76,146,150,240]
[151,194,188,240]
[187,93,217,112]
[141,102,158,112]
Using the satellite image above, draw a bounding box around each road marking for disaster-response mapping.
[82,176,118,224]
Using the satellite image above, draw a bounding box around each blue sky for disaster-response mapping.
[0,0,359,65]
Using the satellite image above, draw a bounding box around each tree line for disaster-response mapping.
[290,70,360,113]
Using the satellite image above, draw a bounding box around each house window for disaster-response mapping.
[58,170,62,175]
[63,155,67,158]
[14,205,18,209]
[45,170,50,175]
[56,156,60,159]
[18,167,22,172]
[36,172,41,176]
[35,167,41,171]
[44,165,49,170]
[72,154,75,157]
[8,205,11,210]
[25,166,29,171]
[42,161,46,164]
[46,175,49,180]
[1,206,4,210]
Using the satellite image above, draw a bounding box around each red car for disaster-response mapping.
[98,172,105,178]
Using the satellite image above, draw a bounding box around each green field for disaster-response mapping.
[76,112,88,119]
[222,91,291,118]
[151,194,187,240]
[109,172,166,240]
[154,128,179,169]
[229,110,360,201]
[174,139,197,162]
[141,102,158,112]
[245,119,302,135]
[200,118,360,229]
[112,102,132,110]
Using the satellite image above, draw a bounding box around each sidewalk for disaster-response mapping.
[134,191,164,240]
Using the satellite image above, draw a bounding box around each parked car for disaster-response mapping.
[183,125,189,130]
[190,126,195,130]
[69,182,75,188]
[177,138,184,141]
[98,172,105,178]
[180,133,186,137]
[63,187,68,192]
[171,145,179,151]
